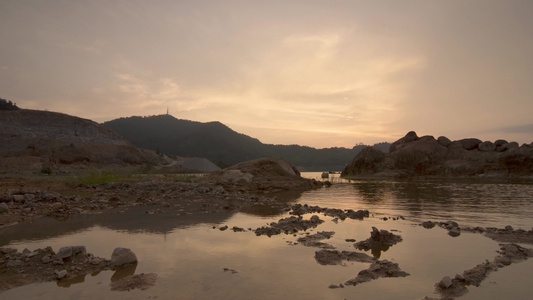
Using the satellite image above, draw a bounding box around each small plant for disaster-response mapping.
[79,171,119,184]
[41,166,52,175]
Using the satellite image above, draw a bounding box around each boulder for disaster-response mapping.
[494,139,508,147]
[478,141,495,152]
[56,247,73,260]
[341,147,385,176]
[497,142,519,152]
[204,157,321,192]
[437,136,452,147]
[460,138,482,150]
[110,247,138,268]
[390,131,418,153]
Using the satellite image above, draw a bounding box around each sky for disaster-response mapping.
[1,0,532,148]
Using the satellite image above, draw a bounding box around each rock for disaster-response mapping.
[211,186,226,194]
[254,215,324,237]
[6,259,22,268]
[314,249,375,265]
[404,131,419,143]
[341,147,386,176]
[13,195,24,202]
[494,139,508,147]
[204,157,322,192]
[389,131,419,153]
[298,231,336,248]
[56,247,73,260]
[448,227,461,237]
[478,141,495,152]
[438,276,453,288]
[110,247,138,268]
[344,260,409,286]
[0,203,8,213]
[41,256,51,264]
[497,142,519,152]
[421,221,436,229]
[55,269,68,280]
[354,227,403,258]
[437,136,452,147]
[460,138,482,150]
[232,226,245,232]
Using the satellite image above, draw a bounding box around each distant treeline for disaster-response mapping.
[0,98,20,110]
[103,115,390,171]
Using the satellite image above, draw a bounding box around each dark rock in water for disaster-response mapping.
[344,260,409,286]
[298,231,335,248]
[448,227,461,237]
[421,221,436,229]
[254,215,324,237]
[314,249,375,265]
[110,247,138,268]
[354,227,402,258]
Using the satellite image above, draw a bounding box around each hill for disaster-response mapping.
[102,115,389,171]
[0,109,166,173]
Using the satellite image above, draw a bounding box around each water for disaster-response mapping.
[1,175,533,299]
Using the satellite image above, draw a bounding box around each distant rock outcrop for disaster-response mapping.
[0,109,165,172]
[342,131,533,178]
[204,157,323,192]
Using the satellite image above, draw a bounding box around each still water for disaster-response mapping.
[1,174,533,299]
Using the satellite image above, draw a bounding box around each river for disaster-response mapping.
[1,173,532,299]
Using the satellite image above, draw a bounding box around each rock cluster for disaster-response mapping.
[343,260,410,286]
[0,245,150,292]
[254,215,324,236]
[204,157,326,193]
[354,227,403,258]
[342,131,533,178]
[434,243,533,298]
[297,231,336,248]
[289,203,369,220]
[314,249,375,265]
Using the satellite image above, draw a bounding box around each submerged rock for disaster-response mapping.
[298,231,336,248]
[314,249,375,265]
[354,227,403,258]
[344,260,409,286]
[254,215,324,237]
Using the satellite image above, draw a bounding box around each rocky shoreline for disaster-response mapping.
[342,131,533,178]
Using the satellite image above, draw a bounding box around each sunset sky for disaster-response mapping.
[1,1,532,148]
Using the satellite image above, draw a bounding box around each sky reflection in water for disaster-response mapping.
[2,177,533,299]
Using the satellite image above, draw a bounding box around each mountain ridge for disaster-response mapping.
[102,114,390,171]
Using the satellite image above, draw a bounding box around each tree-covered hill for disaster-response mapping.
[102,115,390,171]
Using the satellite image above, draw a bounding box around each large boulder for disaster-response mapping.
[389,131,418,153]
[110,247,138,268]
[460,138,482,150]
[478,141,496,152]
[204,157,322,192]
[341,147,385,176]
[437,136,452,147]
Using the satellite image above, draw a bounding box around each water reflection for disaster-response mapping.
[0,206,235,247]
